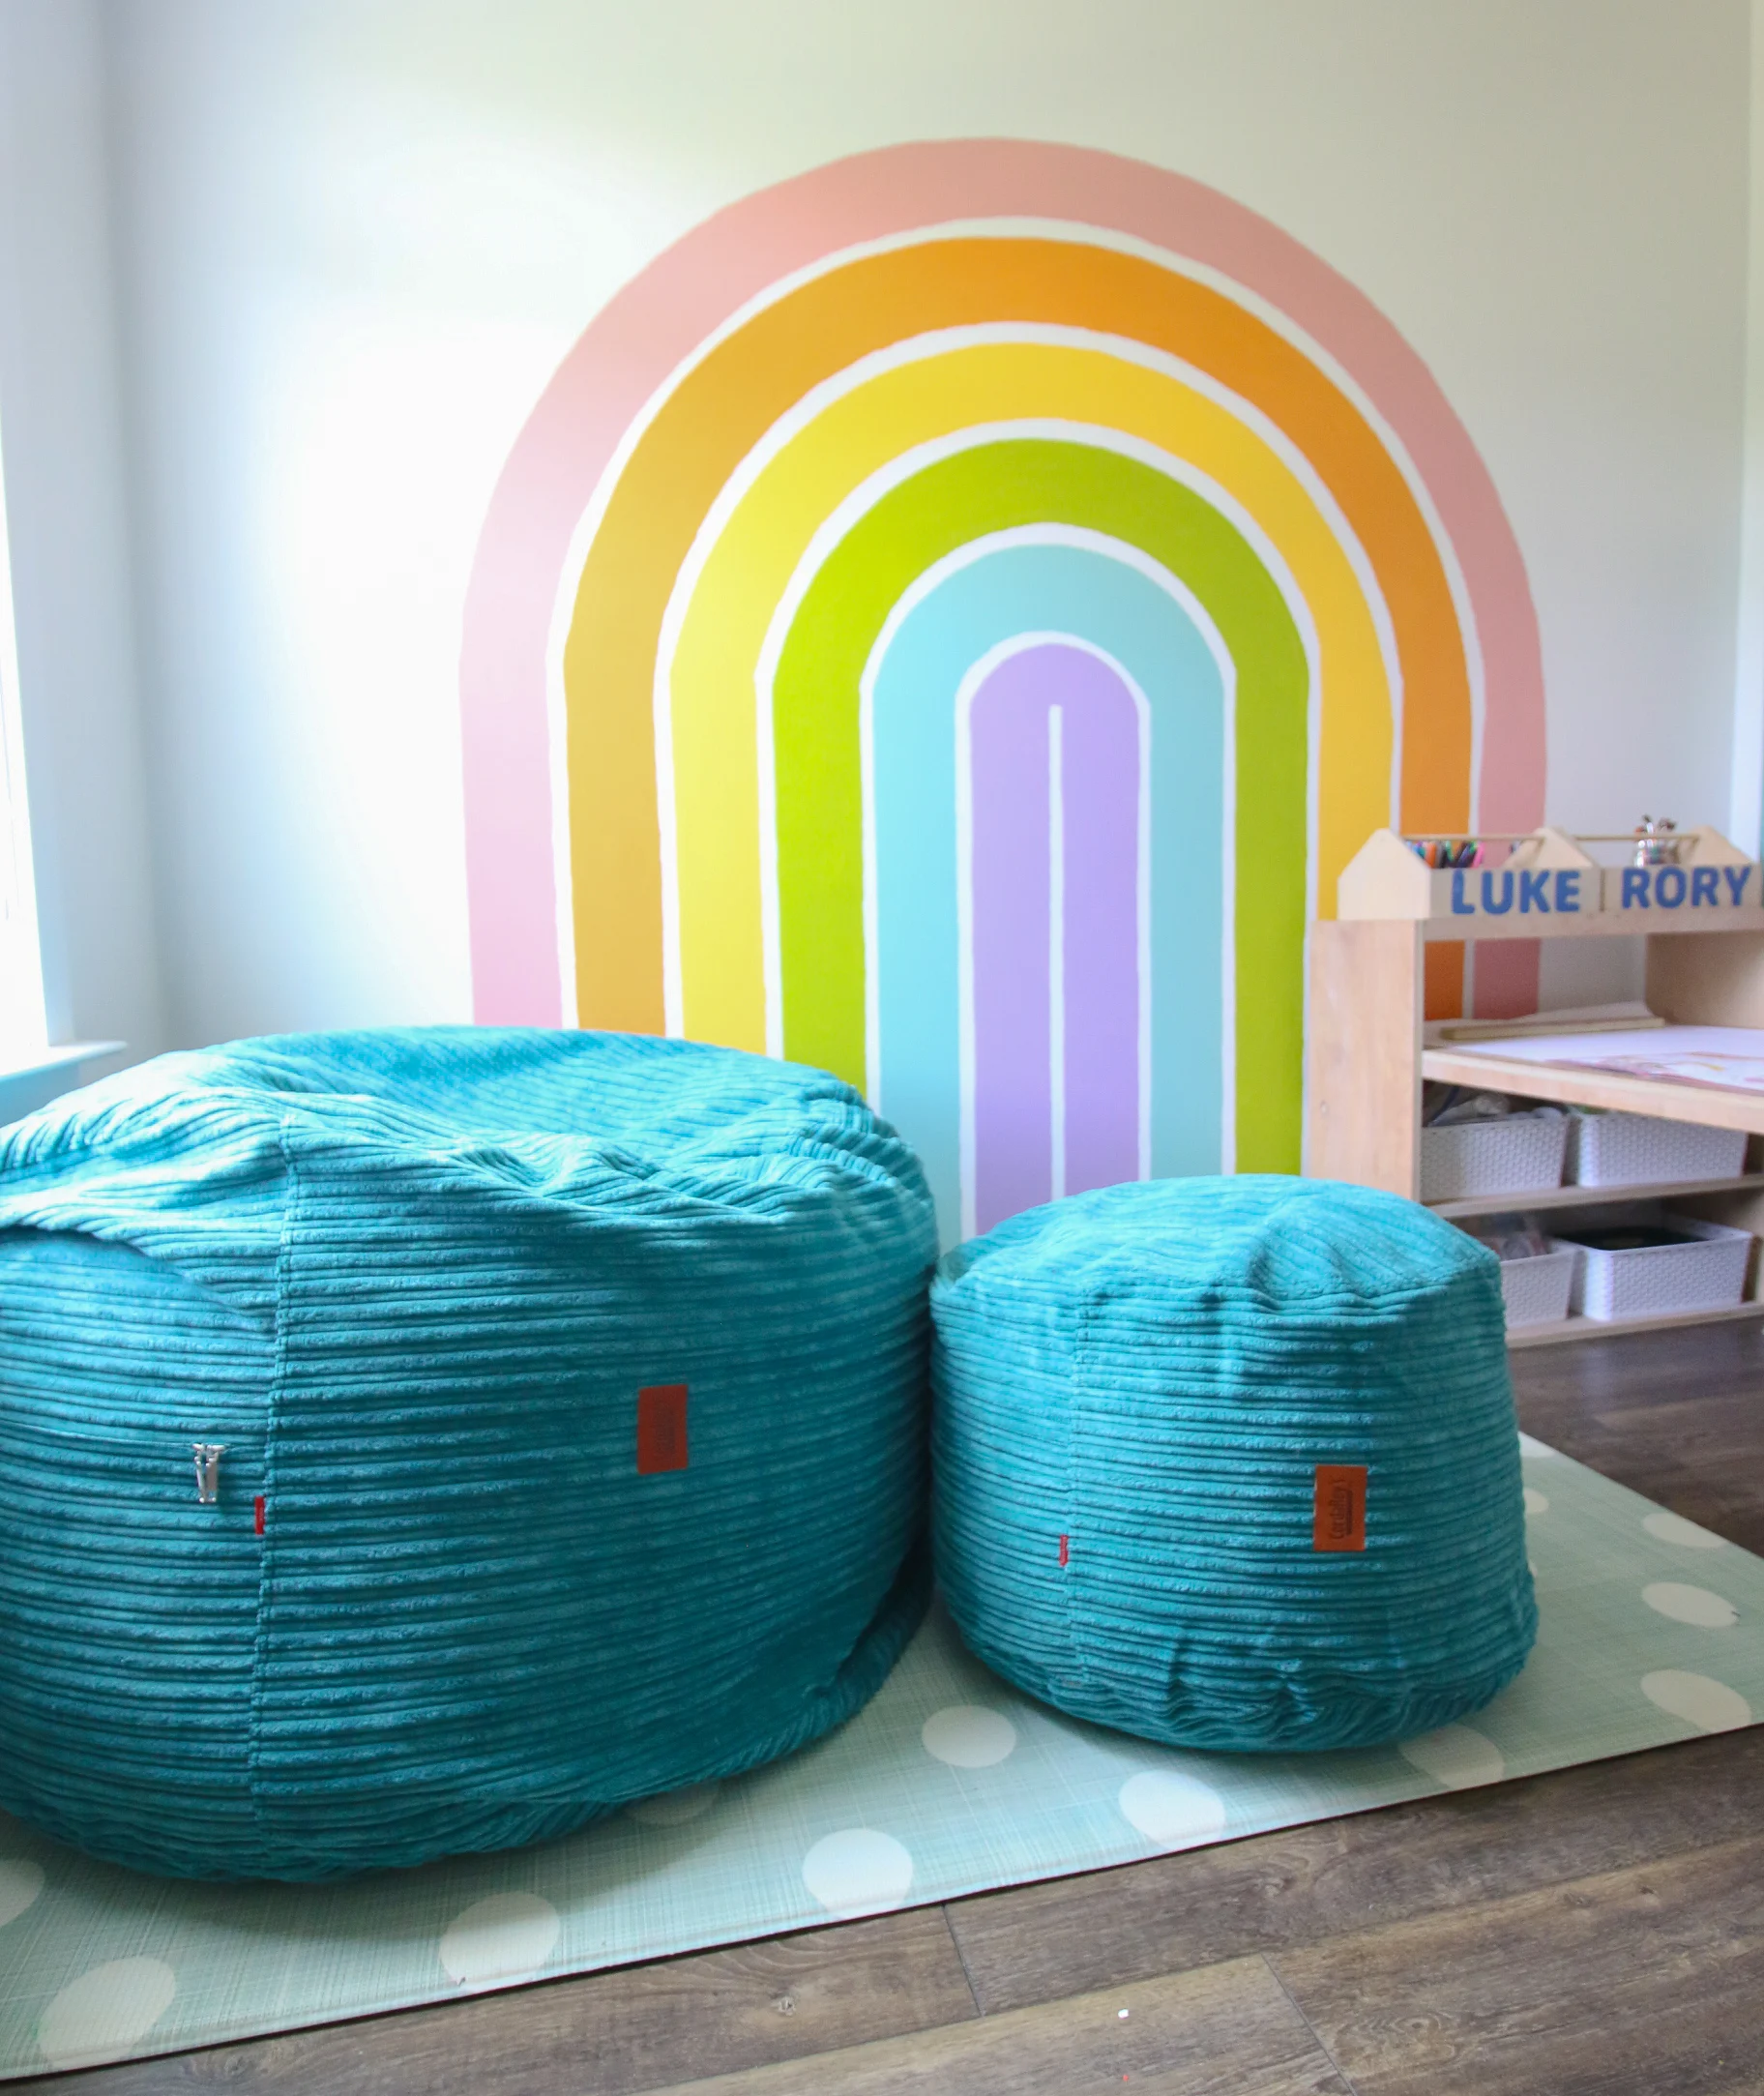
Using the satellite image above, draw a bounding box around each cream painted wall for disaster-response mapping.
[44,0,1761,1039]
[0,0,165,1067]
[1730,0,1764,857]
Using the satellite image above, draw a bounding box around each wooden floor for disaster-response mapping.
[22,1323,1764,2095]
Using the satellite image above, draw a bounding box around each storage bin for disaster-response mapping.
[1420,1108,1568,1204]
[1560,1215,1751,1322]
[1497,1244,1576,1328]
[1565,1111,1748,1190]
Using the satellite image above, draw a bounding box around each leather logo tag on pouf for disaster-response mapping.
[1312,1464,1367,1551]
[637,1384,690,1474]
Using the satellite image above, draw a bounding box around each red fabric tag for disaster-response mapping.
[637,1385,690,1474]
[253,1495,266,1536]
[1058,1534,1070,1567]
[1313,1464,1367,1550]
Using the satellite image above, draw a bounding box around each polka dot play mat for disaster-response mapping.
[4,1433,1763,2079]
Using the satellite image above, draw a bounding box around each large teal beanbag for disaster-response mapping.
[0,1028,937,1879]
[931,1177,1536,1753]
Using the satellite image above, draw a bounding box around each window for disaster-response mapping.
[0,417,46,1064]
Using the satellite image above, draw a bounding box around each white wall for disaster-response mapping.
[0,0,165,1064]
[1731,0,1764,858]
[23,0,1759,1044]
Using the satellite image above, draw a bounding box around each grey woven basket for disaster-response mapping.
[1565,1111,1747,1190]
[1500,1246,1575,1327]
[1565,1216,1750,1320]
[1421,1111,1568,1203]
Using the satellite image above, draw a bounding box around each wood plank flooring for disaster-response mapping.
[16,1323,1764,2095]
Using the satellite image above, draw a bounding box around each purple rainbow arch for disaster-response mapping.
[967,642,1145,1235]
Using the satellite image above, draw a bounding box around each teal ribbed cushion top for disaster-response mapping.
[932,1177,1537,1753]
[0,1028,937,1879]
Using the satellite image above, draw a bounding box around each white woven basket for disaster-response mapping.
[1564,1215,1751,1321]
[1565,1112,1747,1190]
[1498,1246,1576,1328]
[1420,1110,1568,1204]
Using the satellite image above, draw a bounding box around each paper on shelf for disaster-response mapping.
[1447,1024,1764,1096]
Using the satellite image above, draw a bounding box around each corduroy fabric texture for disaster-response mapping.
[0,1028,937,1880]
[931,1176,1537,1753]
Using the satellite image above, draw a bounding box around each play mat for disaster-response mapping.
[2,1432,1760,2078]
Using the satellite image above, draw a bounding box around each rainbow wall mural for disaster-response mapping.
[460,141,1545,1243]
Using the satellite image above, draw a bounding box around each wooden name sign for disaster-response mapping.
[1338,826,1761,938]
[1604,860,1759,917]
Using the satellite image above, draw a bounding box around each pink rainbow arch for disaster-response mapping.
[459,138,1545,1027]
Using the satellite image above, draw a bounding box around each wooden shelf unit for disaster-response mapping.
[1428,1170,1764,1222]
[1305,904,1764,1347]
[1506,1300,1764,1350]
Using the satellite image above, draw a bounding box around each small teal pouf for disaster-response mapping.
[931,1176,1537,1753]
[0,1028,937,1879]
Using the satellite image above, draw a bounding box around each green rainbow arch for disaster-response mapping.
[772,437,1308,1172]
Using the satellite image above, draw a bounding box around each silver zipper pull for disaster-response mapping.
[191,1443,226,1505]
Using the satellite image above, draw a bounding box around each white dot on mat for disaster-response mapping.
[628,1782,721,1827]
[922,1705,1017,1768]
[1642,1511,1727,1551]
[1642,1582,1739,1630]
[38,1958,177,2068]
[1516,1432,1560,1460]
[802,1829,915,1916]
[0,1858,44,1930]
[1641,1669,1753,1733]
[1117,1770,1227,1847]
[1398,1725,1505,1790]
[1523,1489,1549,1518]
[438,1893,561,1990]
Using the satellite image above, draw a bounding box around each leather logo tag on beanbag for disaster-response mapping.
[637,1384,690,1474]
[1313,1464,1367,1550]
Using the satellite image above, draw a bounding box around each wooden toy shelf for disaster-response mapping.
[1428,1170,1764,1223]
[1306,827,1764,1348]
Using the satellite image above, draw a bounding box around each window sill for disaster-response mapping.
[0,1041,125,1084]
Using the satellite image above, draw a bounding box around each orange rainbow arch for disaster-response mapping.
[460,141,1544,1221]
